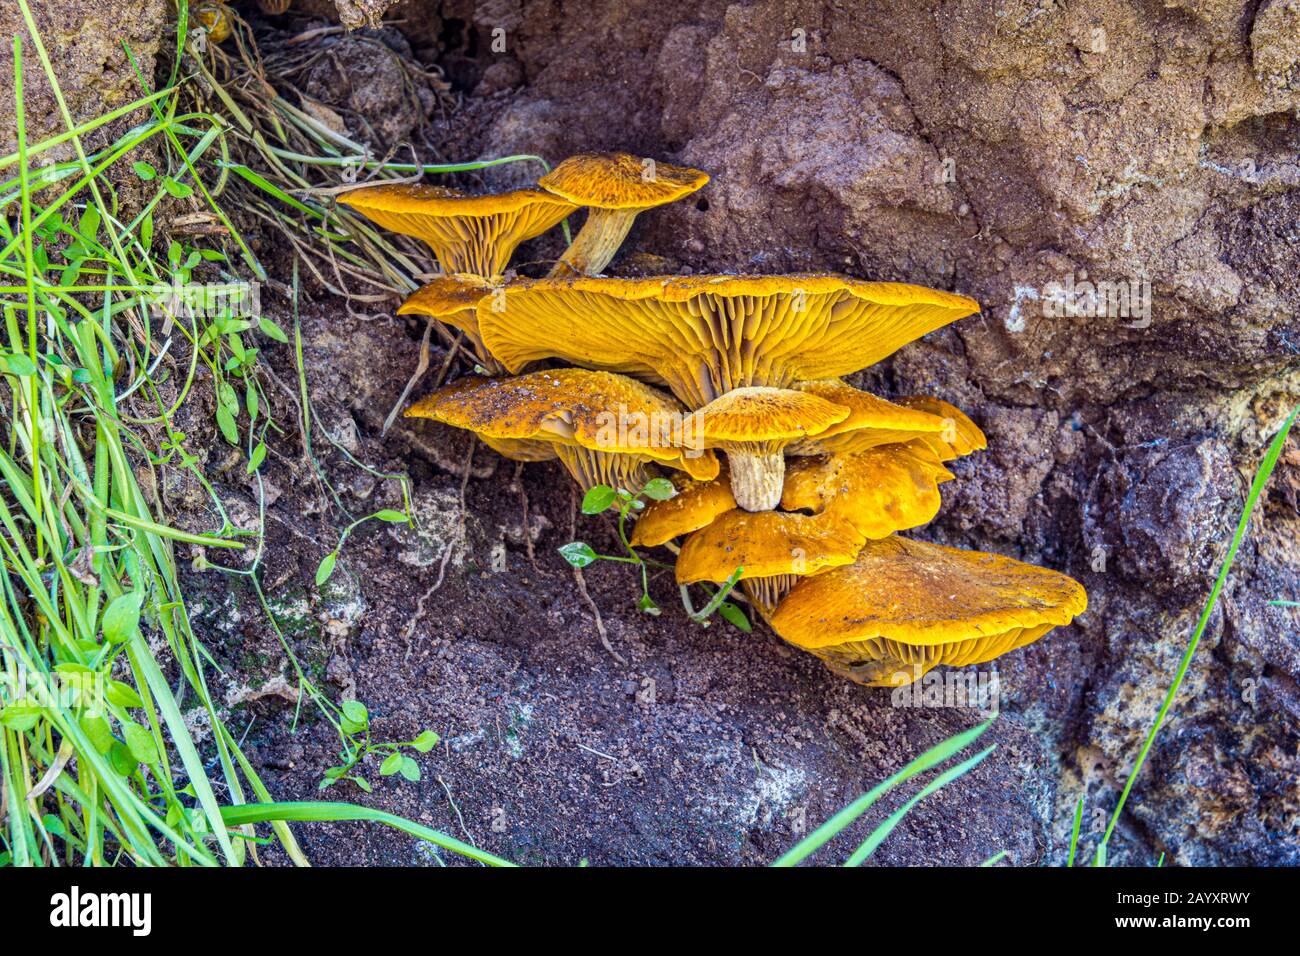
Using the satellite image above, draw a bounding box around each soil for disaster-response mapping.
[16,0,1300,865]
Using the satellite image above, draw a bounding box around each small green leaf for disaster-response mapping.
[109,741,136,775]
[122,722,159,765]
[246,441,267,473]
[131,160,157,181]
[718,601,752,633]
[79,713,115,753]
[215,404,239,446]
[638,594,661,616]
[105,680,144,709]
[245,383,259,421]
[259,317,289,343]
[161,176,193,199]
[581,485,618,514]
[341,700,368,728]
[411,730,439,753]
[557,541,597,568]
[399,756,421,782]
[640,477,677,501]
[0,705,42,732]
[141,212,154,247]
[78,205,101,241]
[353,777,373,794]
[374,509,407,523]
[1,353,37,376]
[379,752,404,776]
[315,551,338,586]
[101,592,143,644]
[217,380,240,415]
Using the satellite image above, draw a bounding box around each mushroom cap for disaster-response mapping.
[692,386,849,446]
[477,273,980,408]
[405,368,719,480]
[787,379,950,454]
[895,395,986,459]
[769,535,1087,650]
[675,509,865,584]
[339,183,573,219]
[337,184,576,277]
[781,446,953,539]
[539,153,709,210]
[397,273,494,339]
[629,471,737,548]
[398,273,493,318]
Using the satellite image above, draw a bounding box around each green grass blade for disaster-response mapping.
[844,745,997,866]
[1067,794,1084,866]
[218,801,518,867]
[771,716,996,867]
[1095,403,1300,863]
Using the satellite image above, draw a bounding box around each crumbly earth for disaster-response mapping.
[18,0,1300,864]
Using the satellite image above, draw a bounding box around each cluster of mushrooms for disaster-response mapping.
[338,153,1087,688]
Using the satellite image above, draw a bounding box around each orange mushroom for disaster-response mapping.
[337,184,576,280]
[539,153,709,276]
[406,368,719,492]
[628,470,737,548]
[687,386,849,511]
[769,536,1087,686]
[780,446,954,540]
[675,509,865,618]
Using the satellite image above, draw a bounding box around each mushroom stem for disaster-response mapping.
[554,444,652,494]
[549,207,639,277]
[723,446,786,511]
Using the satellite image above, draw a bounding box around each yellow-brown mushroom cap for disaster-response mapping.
[675,509,865,585]
[690,386,849,445]
[477,273,980,408]
[769,535,1087,650]
[539,153,709,210]
[405,368,718,480]
[629,471,737,548]
[337,184,576,278]
[787,380,951,454]
[781,447,954,540]
[397,273,493,339]
[895,396,986,460]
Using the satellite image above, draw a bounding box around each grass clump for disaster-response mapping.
[0,1,521,867]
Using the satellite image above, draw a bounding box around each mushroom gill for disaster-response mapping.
[476,273,981,409]
[539,153,709,277]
